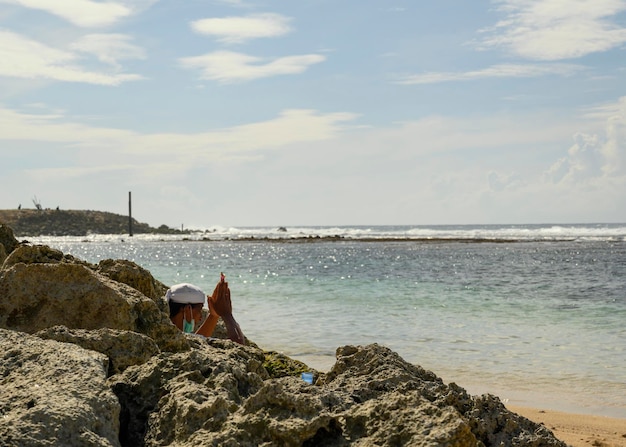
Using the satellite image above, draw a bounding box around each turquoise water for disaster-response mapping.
[27,224,626,418]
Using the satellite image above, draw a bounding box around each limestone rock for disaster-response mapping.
[109,338,269,447]
[0,224,20,265]
[0,328,121,447]
[467,393,566,447]
[321,344,566,447]
[36,325,160,375]
[97,259,169,313]
[1,243,86,269]
[106,341,566,447]
[263,350,313,379]
[0,259,188,353]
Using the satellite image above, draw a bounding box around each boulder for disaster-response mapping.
[1,243,84,269]
[322,344,565,447]
[36,325,160,375]
[0,256,188,353]
[109,338,269,447]
[0,223,20,264]
[97,259,169,313]
[106,341,566,447]
[0,328,121,447]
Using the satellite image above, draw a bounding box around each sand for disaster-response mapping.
[508,406,626,447]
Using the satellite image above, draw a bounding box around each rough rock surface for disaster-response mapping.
[96,259,169,313]
[1,243,84,269]
[36,325,160,375]
[0,245,188,353]
[0,228,568,447]
[0,328,121,447]
[0,224,20,265]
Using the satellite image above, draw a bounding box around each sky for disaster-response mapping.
[1,0,625,228]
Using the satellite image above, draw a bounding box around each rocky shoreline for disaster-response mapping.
[0,209,183,237]
[0,223,568,446]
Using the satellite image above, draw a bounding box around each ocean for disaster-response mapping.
[25,224,626,418]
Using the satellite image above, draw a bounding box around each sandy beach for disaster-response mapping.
[509,406,626,447]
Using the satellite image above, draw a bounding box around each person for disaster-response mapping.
[166,274,245,344]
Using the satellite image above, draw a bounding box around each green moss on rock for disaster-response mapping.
[263,351,313,379]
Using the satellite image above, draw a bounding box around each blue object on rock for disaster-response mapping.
[301,372,314,384]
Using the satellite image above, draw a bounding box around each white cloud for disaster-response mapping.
[214,0,247,6]
[488,171,525,191]
[4,100,623,224]
[0,30,73,71]
[0,106,357,159]
[545,96,626,183]
[0,106,136,144]
[129,109,358,162]
[191,13,292,43]
[396,63,585,84]
[603,98,626,174]
[0,0,133,27]
[0,106,359,208]
[545,133,604,183]
[179,50,325,83]
[479,0,626,60]
[0,30,144,85]
[581,97,626,121]
[70,34,146,68]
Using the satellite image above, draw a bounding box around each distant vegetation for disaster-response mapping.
[0,209,184,237]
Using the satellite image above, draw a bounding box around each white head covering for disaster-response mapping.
[166,283,206,304]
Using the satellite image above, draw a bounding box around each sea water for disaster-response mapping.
[26,224,626,418]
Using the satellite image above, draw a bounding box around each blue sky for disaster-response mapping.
[1,0,625,228]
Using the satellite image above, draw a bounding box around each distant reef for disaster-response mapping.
[0,209,182,237]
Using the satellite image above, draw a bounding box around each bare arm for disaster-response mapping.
[195,311,219,337]
[208,276,246,344]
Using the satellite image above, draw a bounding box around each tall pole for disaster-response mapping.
[128,191,133,237]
